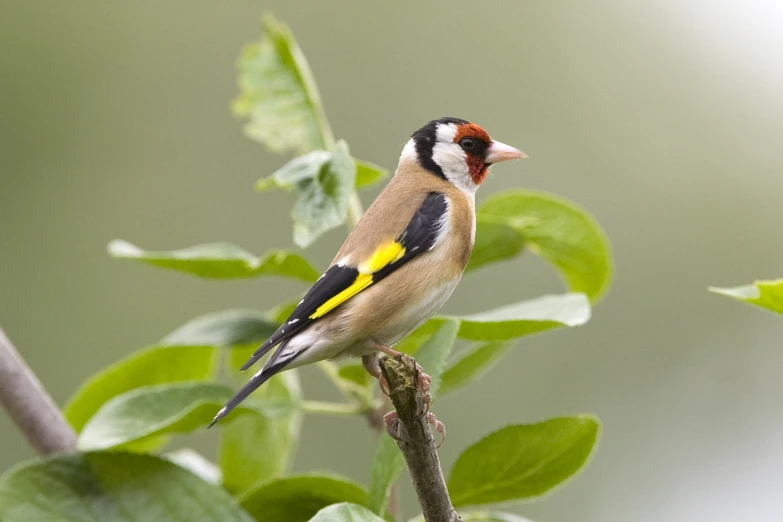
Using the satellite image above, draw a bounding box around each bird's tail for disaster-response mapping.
[209,341,302,427]
[239,338,277,371]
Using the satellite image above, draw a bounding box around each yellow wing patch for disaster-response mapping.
[308,242,406,320]
[361,242,406,273]
[309,273,373,319]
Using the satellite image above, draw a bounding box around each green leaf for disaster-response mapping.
[257,141,357,247]
[445,293,591,341]
[78,382,289,451]
[220,371,303,495]
[233,13,332,154]
[64,345,215,432]
[448,416,601,507]
[162,309,278,347]
[440,341,513,396]
[310,503,386,522]
[367,320,458,514]
[256,150,331,192]
[355,159,388,189]
[338,363,371,387]
[468,221,526,271]
[0,452,253,522]
[108,239,319,281]
[240,474,367,522]
[219,412,293,494]
[367,435,404,515]
[289,142,355,248]
[709,279,783,315]
[412,318,460,399]
[165,448,222,485]
[472,190,613,302]
[395,320,442,355]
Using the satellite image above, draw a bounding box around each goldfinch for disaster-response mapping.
[211,117,526,426]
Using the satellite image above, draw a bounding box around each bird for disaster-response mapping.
[210,117,526,427]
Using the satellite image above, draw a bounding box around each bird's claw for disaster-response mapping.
[415,364,444,447]
[427,411,446,448]
[378,376,390,398]
[380,356,442,447]
[384,411,401,440]
[413,363,432,417]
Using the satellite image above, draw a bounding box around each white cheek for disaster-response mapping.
[432,143,477,198]
[432,142,467,177]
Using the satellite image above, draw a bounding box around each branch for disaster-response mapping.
[380,354,462,522]
[0,326,77,455]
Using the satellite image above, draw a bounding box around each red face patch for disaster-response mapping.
[453,123,490,143]
[453,123,491,185]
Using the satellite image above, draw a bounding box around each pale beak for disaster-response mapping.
[485,140,528,163]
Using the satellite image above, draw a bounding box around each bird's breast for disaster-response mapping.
[372,274,461,346]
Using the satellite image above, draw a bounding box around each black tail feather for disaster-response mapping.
[239,339,277,371]
[209,344,302,427]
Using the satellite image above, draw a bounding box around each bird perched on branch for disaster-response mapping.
[211,117,526,427]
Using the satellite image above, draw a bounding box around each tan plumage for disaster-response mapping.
[306,159,476,362]
[211,117,525,425]
[335,160,474,268]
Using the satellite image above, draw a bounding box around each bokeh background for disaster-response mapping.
[2,1,783,521]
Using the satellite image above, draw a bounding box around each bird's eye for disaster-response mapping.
[459,137,475,151]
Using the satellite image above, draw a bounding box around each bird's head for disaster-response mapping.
[402,117,527,194]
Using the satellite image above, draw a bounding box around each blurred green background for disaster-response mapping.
[2,1,783,521]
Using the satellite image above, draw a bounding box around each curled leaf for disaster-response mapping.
[471,190,613,302]
[108,240,319,281]
[444,293,591,341]
[77,382,291,451]
[257,141,357,247]
[233,13,331,154]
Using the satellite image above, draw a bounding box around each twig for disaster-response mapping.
[0,326,77,455]
[380,354,462,522]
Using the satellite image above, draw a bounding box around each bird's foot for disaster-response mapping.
[362,353,390,397]
[413,362,432,415]
[383,410,446,447]
[427,411,447,448]
[414,364,443,446]
[373,342,403,358]
[383,410,401,440]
